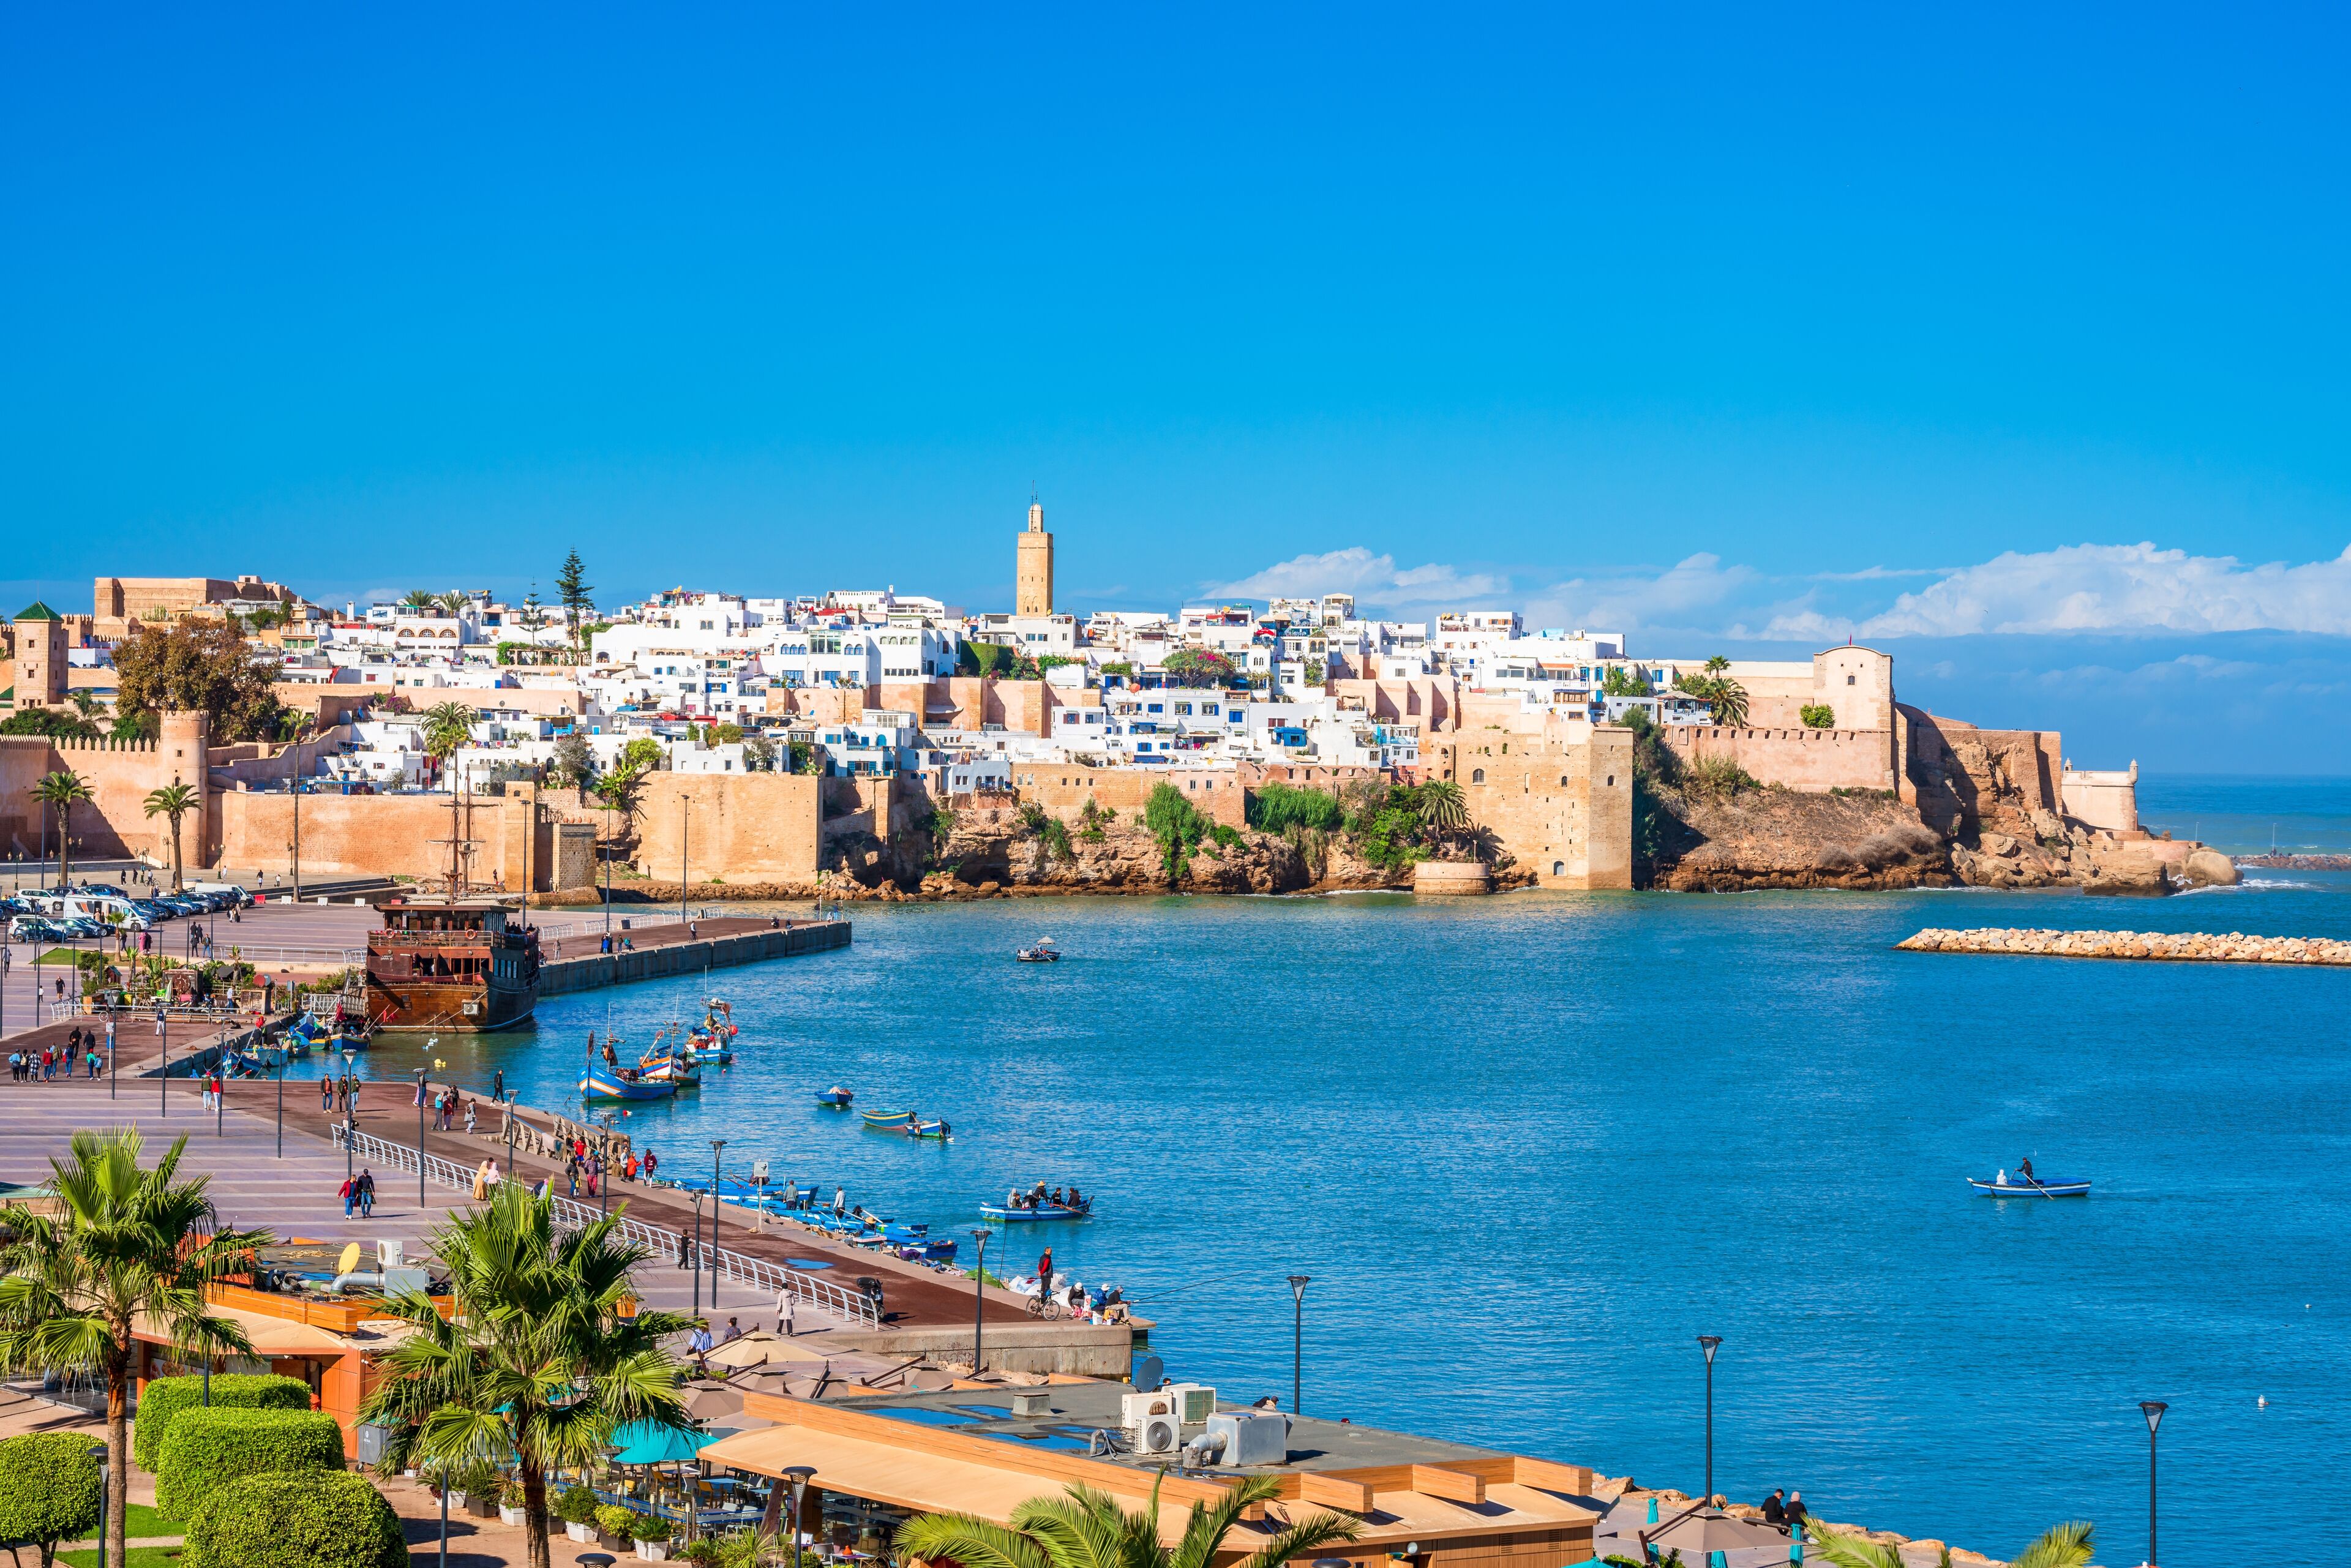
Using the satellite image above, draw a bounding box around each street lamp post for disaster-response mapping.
[708,1139,727,1308]
[680,801,691,930]
[275,1033,287,1157]
[690,1191,705,1316]
[970,1229,991,1372]
[1697,1335,1723,1507]
[88,1443,110,1568]
[2140,1400,2167,1567]
[1287,1275,1312,1414]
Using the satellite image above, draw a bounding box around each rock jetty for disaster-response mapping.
[1898,926,2351,966]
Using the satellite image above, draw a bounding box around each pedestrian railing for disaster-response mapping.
[329,1122,879,1326]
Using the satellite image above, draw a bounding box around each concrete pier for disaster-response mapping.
[537,916,852,995]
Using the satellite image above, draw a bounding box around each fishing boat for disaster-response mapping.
[580,1061,675,1101]
[896,1237,959,1263]
[980,1198,1095,1221]
[1968,1174,2092,1198]
[1015,937,1062,963]
[860,1108,916,1128]
[817,1087,854,1108]
[639,1054,702,1089]
[902,1118,952,1140]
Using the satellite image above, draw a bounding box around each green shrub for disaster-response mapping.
[1800,703,1835,728]
[0,1432,103,1567]
[556,1484,601,1524]
[1686,755,1760,799]
[682,1540,726,1567]
[597,1504,645,1539]
[500,1477,527,1509]
[182,1469,409,1568]
[156,1407,346,1520]
[134,1372,313,1471]
[1038,816,1073,862]
[452,1458,499,1498]
[1143,784,1210,880]
[631,1514,675,1544]
[1246,782,1343,834]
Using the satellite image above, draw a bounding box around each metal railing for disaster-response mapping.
[329,1123,880,1326]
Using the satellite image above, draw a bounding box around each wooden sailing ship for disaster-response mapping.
[361,760,541,1032]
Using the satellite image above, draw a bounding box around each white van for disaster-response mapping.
[43,894,152,929]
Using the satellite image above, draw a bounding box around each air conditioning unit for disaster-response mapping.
[1205,1412,1288,1467]
[1133,1412,1182,1455]
[1122,1390,1177,1430]
[1164,1382,1218,1426]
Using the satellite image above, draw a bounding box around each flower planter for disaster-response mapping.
[468,1496,499,1519]
[566,1523,594,1544]
[446,1493,468,1512]
[637,1544,670,1562]
[598,1530,629,1551]
[500,1506,527,1528]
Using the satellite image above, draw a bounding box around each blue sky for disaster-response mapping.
[6,5,2350,771]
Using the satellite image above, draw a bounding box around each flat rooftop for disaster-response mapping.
[834,1384,1510,1475]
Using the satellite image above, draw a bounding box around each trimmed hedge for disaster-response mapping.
[135,1372,313,1471]
[0,1431,103,1559]
[156,1406,347,1520]
[183,1469,410,1568]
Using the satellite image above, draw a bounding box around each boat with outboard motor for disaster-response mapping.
[981,1197,1095,1221]
[580,1060,675,1101]
[1015,937,1061,963]
[1968,1171,2091,1197]
[817,1087,854,1108]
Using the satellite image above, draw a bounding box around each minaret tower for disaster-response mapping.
[1016,495,1055,617]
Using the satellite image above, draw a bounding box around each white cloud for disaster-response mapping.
[1210,548,1509,609]
[1853,542,2351,637]
[1520,553,1754,633]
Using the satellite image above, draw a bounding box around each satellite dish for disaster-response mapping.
[336,1242,362,1277]
[1135,1354,1165,1392]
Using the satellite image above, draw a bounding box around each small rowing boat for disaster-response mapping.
[816,1087,854,1108]
[1015,937,1062,963]
[902,1118,951,1140]
[1968,1174,2091,1198]
[860,1108,916,1128]
[580,1062,675,1101]
[980,1199,1095,1221]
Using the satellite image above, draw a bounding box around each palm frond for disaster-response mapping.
[2008,1521,2094,1568]
[1807,1533,1904,1568]
[896,1513,1055,1568]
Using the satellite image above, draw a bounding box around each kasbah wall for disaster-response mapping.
[1003,762,1248,829]
[629,773,825,883]
[214,783,605,893]
[1420,722,1633,890]
[0,712,214,863]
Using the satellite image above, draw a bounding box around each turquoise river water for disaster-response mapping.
[342,776,2351,1563]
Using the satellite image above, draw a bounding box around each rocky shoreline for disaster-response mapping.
[2240,852,2351,870]
[1897,926,2351,965]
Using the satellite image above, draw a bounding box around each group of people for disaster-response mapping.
[10,1023,108,1082]
[1003,1180,1086,1212]
[416,1080,478,1134]
[319,1073,364,1114]
[1758,1490,1810,1532]
[338,1167,378,1217]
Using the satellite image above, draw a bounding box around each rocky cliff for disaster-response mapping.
[1647,787,1955,891]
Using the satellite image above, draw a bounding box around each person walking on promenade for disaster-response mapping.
[643,1146,658,1179]
[463,1099,478,1135]
[1037,1246,1053,1296]
[321,1075,333,1111]
[775,1289,795,1337]
[358,1167,376,1217]
[85,1043,100,1079]
[342,1174,358,1217]
[471,1161,489,1202]
[492,1067,504,1103]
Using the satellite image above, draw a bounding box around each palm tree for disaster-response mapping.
[437,591,470,614]
[0,1131,270,1567]
[1707,678,1750,729]
[30,771,94,888]
[422,702,476,767]
[1703,654,1730,676]
[358,1183,694,1568]
[1817,1520,2090,1568]
[401,588,441,610]
[898,1475,1359,1568]
[66,690,106,722]
[143,782,201,892]
[1414,779,1471,853]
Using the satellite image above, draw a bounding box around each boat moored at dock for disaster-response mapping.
[364,898,540,1032]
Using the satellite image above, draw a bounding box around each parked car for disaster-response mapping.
[131,899,178,922]
[7,915,61,942]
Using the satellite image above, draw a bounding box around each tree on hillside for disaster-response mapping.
[1415,778,1471,852]
[0,1131,269,1568]
[358,1184,690,1568]
[30,771,93,886]
[143,782,200,892]
[520,585,545,631]
[0,708,99,740]
[1600,665,1651,697]
[555,551,594,656]
[421,702,476,789]
[111,621,283,741]
[548,732,595,788]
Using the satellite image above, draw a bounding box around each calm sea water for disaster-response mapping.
[343,776,2351,1563]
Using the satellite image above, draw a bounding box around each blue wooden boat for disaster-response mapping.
[580,1062,675,1101]
[1968,1175,2091,1198]
[980,1199,1095,1222]
[817,1087,853,1108]
[860,1108,916,1128]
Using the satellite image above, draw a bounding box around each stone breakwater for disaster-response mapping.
[1897,926,2351,966]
